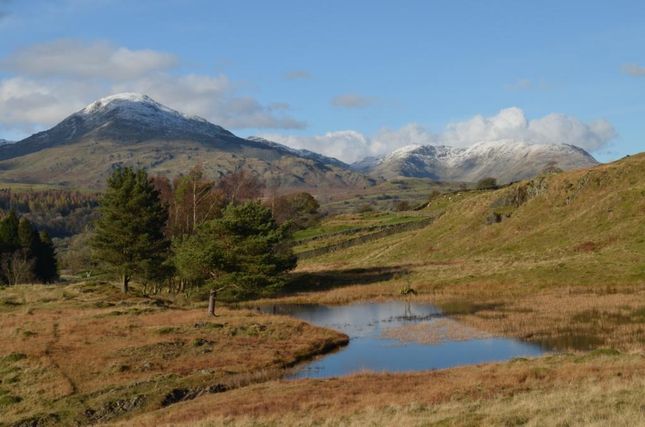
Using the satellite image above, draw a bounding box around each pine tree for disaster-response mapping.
[92,167,169,293]
[0,211,20,253]
[174,201,296,302]
[34,231,58,283]
[18,217,36,254]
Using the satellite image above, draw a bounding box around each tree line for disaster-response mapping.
[91,166,320,304]
[0,189,99,238]
[0,211,58,285]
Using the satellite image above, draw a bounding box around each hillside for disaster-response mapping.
[121,154,644,426]
[0,154,642,426]
[276,154,644,352]
[0,94,373,190]
[353,140,599,183]
[310,153,644,284]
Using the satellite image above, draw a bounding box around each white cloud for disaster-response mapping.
[1,39,177,80]
[260,130,371,163]
[0,39,305,134]
[371,124,436,154]
[622,63,645,77]
[112,74,305,129]
[0,77,102,130]
[441,107,616,151]
[331,93,375,109]
[262,108,616,163]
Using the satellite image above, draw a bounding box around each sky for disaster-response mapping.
[0,0,643,162]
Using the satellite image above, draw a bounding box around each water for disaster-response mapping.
[259,301,547,379]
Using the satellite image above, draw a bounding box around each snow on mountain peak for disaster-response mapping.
[79,92,208,123]
[354,139,598,183]
[82,92,159,113]
[388,144,422,157]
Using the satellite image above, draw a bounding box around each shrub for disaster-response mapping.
[476,177,498,190]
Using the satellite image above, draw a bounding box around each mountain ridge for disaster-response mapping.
[352,139,599,183]
[0,93,373,190]
[0,93,603,189]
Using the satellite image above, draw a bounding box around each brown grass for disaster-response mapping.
[0,282,347,425]
[118,352,645,426]
[382,318,495,344]
[2,156,644,425]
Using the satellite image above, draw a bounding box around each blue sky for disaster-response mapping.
[0,0,643,162]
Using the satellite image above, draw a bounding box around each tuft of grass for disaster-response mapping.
[2,352,27,363]
[0,389,22,407]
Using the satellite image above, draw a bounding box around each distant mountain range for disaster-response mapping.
[0,93,599,189]
[351,141,598,184]
[0,93,371,190]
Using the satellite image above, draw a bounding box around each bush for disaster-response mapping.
[476,177,498,190]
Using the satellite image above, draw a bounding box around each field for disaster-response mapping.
[0,154,643,426]
[0,283,347,425]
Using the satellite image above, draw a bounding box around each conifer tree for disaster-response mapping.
[0,211,20,253]
[174,201,296,302]
[18,217,36,254]
[34,231,58,283]
[92,167,169,293]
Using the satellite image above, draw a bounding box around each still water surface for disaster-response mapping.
[260,302,546,379]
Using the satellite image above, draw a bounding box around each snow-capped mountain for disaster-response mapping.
[0,93,372,189]
[0,139,13,146]
[0,93,238,161]
[353,140,599,183]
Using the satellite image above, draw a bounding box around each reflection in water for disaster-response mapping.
[259,301,547,379]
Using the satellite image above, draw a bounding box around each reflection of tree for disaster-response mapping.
[404,301,413,320]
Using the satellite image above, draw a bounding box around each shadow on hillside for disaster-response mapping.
[282,265,411,294]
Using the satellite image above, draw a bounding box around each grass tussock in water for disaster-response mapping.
[381,318,495,344]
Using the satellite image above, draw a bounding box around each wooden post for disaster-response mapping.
[122,274,129,294]
[208,289,217,316]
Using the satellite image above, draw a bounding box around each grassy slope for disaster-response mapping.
[292,211,431,253]
[306,153,644,286]
[261,154,645,351]
[122,154,645,427]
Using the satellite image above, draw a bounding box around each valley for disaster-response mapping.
[1,3,644,426]
[0,152,642,426]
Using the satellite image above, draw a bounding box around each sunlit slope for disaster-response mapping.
[305,153,645,286]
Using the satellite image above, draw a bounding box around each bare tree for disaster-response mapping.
[218,170,265,204]
[1,251,35,285]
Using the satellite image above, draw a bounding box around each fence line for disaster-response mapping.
[295,222,400,245]
[296,216,436,260]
